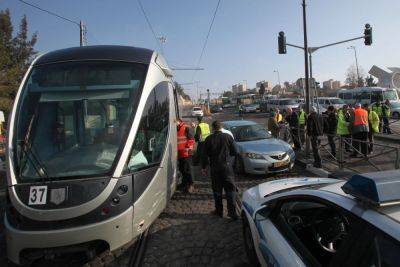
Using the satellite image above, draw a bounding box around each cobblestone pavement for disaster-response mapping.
[138,165,308,267]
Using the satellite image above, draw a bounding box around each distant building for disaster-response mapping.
[332,80,341,90]
[232,81,247,95]
[323,79,341,90]
[256,80,273,93]
[296,78,316,89]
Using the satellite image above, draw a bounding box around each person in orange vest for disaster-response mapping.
[350,103,369,157]
[177,118,195,193]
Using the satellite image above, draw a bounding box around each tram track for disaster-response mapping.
[128,228,149,267]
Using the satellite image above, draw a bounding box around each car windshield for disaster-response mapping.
[231,124,271,142]
[330,98,345,104]
[280,99,297,105]
[193,107,201,111]
[384,90,398,101]
[14,61,147,181]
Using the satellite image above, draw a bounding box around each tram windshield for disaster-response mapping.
[14,61,147,181]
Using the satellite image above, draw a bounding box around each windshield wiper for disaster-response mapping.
[19,142,49,179]
[18,110,49,179]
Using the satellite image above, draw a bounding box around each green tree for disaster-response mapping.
[174,81,191,101]
[222,91,233,98]
[0,9,37,115]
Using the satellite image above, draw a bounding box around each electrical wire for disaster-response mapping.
[192,0,222,81]
[16,0,80,26]
[137,0,164,55]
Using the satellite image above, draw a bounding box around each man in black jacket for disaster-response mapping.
[307,107,324,168]
[324,106,338,157]
[201,120,238,220]
[286,108,301,151]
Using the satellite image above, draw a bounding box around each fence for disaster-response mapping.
[279,124,400,173]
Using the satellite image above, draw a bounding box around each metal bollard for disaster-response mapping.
[339,136,344,169]
[396,148,400,169]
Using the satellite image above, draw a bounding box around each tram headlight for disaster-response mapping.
[112,196,120,205]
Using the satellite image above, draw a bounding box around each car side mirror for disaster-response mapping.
[254,205,273,221]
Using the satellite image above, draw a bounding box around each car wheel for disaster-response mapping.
[243,218,260,266]
[393,112,399,120]
[234,155,245,175]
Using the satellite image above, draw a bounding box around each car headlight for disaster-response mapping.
[244,153,264,159]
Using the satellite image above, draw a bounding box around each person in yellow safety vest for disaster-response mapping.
[382,99,392,134]
[371,99,383,132]
[298,106,307,146]
[275,108,283,123]
[194,116,211,166]
[363,103,379,154]
[336,104,351,152]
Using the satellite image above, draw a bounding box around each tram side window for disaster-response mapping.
[371,91,383,103]
[125,82,170,172]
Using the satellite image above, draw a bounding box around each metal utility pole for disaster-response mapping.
[348,46,361,86]
[302,0,310,115]
[207,89,211,111]
[79,20,86,46]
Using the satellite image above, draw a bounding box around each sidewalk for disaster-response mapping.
[295,151,356,180]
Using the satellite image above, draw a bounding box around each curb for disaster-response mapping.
[305,164,330,177]
[374,134,400,143]
[296,157,330,177]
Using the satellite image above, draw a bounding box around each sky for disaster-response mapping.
[2,0,400,99]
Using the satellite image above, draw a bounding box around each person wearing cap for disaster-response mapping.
[324,106,337,157]
[201,120,238,220]
[350,103,369,157]
[268,110,281,138]
[286,107,301,151]
[307,106,324,168]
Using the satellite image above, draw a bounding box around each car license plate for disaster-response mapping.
[28,186,48,205]
[274,159,289,168]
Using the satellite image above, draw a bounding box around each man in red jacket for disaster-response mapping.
[177,118,195,193]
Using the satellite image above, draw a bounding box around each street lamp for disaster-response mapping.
[348,45,361,86]
[274,70,282,95]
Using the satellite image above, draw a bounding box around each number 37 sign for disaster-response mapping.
[28,186,48,205]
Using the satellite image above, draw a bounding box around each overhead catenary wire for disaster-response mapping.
[137,0,165,55]
[16,0,80,26]
[192,0,222,81]
[16,0,89,46]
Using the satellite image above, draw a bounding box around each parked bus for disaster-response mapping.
[5,45,179,265]
[337,87,399,106]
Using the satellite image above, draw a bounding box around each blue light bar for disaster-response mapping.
[342,170,400,207]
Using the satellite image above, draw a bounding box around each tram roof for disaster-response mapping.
[34,45,154,66]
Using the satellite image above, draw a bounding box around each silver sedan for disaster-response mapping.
[222,120,295,175]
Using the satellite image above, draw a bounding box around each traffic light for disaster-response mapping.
[364,24,372,46]
[278,31,287,54]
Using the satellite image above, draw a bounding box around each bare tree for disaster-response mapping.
[345,64,366,88]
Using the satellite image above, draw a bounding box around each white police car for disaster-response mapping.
[242,170,400,267]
